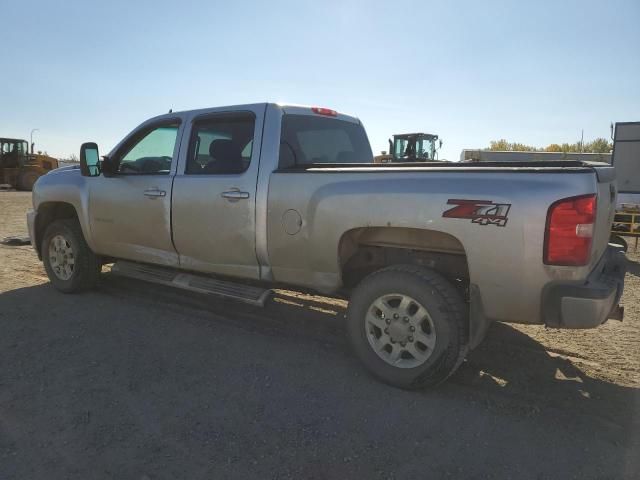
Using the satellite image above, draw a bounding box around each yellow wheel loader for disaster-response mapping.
[0,138,58,190]
[374,133,442,163]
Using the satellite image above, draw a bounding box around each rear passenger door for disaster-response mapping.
[171,108,264,279]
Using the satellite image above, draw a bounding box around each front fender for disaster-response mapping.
[32,168,95,253]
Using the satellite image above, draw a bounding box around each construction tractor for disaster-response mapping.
[374,133,442,163]
[0,138,58,190]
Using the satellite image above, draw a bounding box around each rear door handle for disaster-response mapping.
[221,190,250,200]
[144,189,166,198]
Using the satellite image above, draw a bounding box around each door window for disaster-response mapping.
[186,114,255,174]
[118,124,179,174]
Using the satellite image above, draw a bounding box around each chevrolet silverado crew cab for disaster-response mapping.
[27,103,626,389]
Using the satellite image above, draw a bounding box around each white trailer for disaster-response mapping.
[462,124,639,209]
[612,122,640,207]
[460,150,612,163]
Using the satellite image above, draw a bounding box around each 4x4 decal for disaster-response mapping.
[442,199,511,227]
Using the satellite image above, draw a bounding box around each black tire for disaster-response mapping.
[609,234,628,253]
[347,265,468,389]
[42,219,101,293]
[17,171,39,191]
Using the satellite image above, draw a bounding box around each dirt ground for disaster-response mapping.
[1,190,639,479]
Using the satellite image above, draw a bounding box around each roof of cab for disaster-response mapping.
[147,103,361,125]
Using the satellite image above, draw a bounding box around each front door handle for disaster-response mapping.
[221,190,250,200]
[144,188,166,198]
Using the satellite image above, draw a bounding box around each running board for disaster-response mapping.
[110,261,272,307]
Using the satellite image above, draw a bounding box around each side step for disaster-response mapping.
[110,261,272,307]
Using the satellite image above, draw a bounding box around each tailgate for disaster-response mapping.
[591,165,617,265]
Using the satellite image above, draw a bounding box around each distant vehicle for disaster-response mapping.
[460,149,612,163]
[0,137,58,190]
[27,103,625,389]
[374,133,442,163]
[461,122,639,209]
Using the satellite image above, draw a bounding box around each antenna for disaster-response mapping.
[168,108,173,113]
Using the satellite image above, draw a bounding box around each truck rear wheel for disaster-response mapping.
[42,219,101,293]
[347,265,467,389]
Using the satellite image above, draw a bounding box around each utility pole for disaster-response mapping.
[30,128,39,154]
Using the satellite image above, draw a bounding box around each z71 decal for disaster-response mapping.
[442,199,511,227]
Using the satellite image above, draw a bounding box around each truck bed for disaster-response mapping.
[276,160,606,173]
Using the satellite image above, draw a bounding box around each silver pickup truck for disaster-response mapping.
[27,103,626,389]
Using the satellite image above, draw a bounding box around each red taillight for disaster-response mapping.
[544,194,596,266]
[311,107,337,117]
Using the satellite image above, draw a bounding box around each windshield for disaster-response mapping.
[1,140,28,156]
[393,136,435,161]
[416,137,435,160]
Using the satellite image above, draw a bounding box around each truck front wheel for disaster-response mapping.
[42,219,101,293]
[347,265,467,389]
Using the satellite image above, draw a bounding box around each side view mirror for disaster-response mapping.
[80,142,100,177]
[439,139,443,149]
[101,156,117,177]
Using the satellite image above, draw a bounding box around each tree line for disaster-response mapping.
[488,138,612,153]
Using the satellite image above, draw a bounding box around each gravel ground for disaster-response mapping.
[1,191,639,479]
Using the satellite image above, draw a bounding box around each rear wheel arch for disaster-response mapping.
[338,227,469,289]
[338,227,481,350]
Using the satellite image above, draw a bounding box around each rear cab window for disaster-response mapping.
[279,114,373,168]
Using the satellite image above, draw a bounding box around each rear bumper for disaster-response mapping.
[542,246,626,329]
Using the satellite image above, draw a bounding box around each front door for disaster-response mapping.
[171,111,262,279]
[89,121,183,266]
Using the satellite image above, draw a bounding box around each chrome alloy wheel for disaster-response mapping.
[365,293,437,368]
[48,234,75,281]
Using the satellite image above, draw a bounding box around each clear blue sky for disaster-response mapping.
[1,0,638,160]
